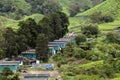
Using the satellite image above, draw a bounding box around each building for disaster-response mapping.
[49,42,66,48]
[0,61,20,72]
[22,74,50,80]
[21,49,36,59]
[48,44,61,51]
[49,47,56,55]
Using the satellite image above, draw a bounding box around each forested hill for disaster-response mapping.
[77,0,120,18]
[0,0,104,19]
[69,0,120,32]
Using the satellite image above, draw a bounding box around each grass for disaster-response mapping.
[111,73,120,80]
[68,16,90,33]
[22,14,44,23]
[58,0,70,16]
[76,0,120,17]
[60,60,104,80]
[77,60,103,69]
[0,14,44,30]
[99,20,120,31]
[68,0,120,33]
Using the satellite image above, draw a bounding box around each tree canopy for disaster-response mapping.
[36,34,49,62]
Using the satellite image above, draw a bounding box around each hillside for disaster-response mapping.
[69,0,120,33]
[0,0,120,80]
[0,0,31,19]
[77,0,120,18]
[0,14,44,30]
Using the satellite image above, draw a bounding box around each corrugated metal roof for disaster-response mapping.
[22,74,50,80]
[22,78,48,80]
[21,49,35,54]
[0,61,20,65]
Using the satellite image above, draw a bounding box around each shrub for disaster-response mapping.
[102,15,114,22]
[73,47,86,59]
[106,31,120,44]
[75,34,86,45]
[89,11,103,23]
[89,11,114,23]
[81,23,99,37]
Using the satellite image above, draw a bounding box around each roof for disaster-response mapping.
[22,74,50,80]
[0,61,20,65]
[48,43,60,45]
[21,49,35,54]
[49,47,54,49]
[49,42,65,44]
[24,74,50,77]
[48,44,59,47]
[54,40,67,42]
[22,78,48,80]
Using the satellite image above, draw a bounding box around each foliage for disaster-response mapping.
[2,67,14,76]
[1,67,20,80]
[68,0,104,16]
[0,0,31,19]
[39,12,69,40]
[73,47,86,59]
[3,28,19,58]
[36,34,49,62]
[89,11,114,23]
[26,0,62,15]
[106,31,120,44]
[81,23,99,37]
[18,18,39,48]
[75,34,86,45]
[69,3,80,17]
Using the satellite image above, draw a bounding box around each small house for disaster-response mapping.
[0,61,20,72]
[49,42,66,48]
[48,44,61,52]
[21,49,36,59]
[54,40,68,45]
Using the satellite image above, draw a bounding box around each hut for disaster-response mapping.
[21,49,36,59]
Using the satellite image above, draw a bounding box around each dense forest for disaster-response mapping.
[0,0,104,19]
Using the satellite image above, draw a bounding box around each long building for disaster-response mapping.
[0,61,20,72]
[22,74,50,80]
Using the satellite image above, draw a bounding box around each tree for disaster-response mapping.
[18,18,39,48]
[16,34,28,54]
[2,67,13,76]
[3,28,19,58]
[36,34,49,62]
[0,28,6,59]
[75,34,86,45]
[39,12,69,40]
[0,0,31,19]
[49,13,63,39]
[81,23,99,37]
[27,0,62,14]
[69,3,80,17]
[89,11,114,23]
[106,31,120,44]
[38,16,55,41]
[11,74,20,80]
[1,67,20,80]
[57,12,69,36]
